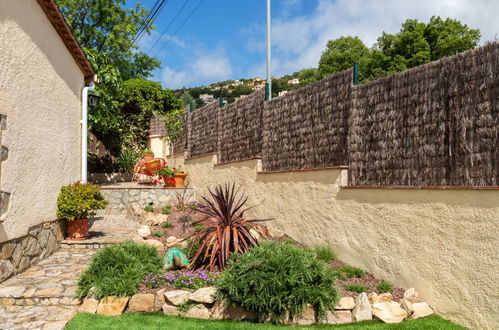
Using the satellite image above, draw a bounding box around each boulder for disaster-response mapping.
[164,290,191,306]
[154,288,167,311]
[400,299,414,314]
[127,293,155,312]
[189,287,216,304]
[180,304,211,320]
[162,303,179,315]
[291,304,315,325]
[137,225,151,238]
[0,260,14,282]
[137,239,164,252]
[369,292,393,304]
[372,301,408,323]
[96,296,130,316]
[335,297,355,310]
[79,298,99,314]
[403,288,423,303]
[211,301,257,320]
[326,310,353,324]
[410,302,433,319]
[165,236,179,248]
[352,292,372,321]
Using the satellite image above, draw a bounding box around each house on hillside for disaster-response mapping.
[287,78,300,85]
[199,93,214,103]
[0,0,95,280]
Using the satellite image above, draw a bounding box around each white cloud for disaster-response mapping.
[161,49,232,89]
[264,0,499,76]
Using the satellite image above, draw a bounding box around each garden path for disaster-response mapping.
[0,215,140,329]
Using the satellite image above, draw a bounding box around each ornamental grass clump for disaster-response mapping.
[77,241,162,299]
[190,182,270,271]
[216,241,341,323]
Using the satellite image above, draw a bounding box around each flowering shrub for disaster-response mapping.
[144,269,220,290]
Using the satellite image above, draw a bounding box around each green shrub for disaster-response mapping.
[144,205,154,213]
[194,225,204,232]
[377,280,393,293]
[162,205,172,215]
[152,230,165,237]
[217,241,340,323]
[116,149,139,174]
[337,266,365,278]
[344,284,368,293]
[314,245,337,262]
[57,182,108,221]
[77,241,162,299]
[162,222,173,229]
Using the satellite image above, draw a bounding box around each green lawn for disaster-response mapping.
[66,313,466,330]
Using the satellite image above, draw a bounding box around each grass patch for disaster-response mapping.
[194,224,204,232]
[67,313,466,330]
[377,280,393,293]
[314,245,337,262]
[144,205,154,213]
[76,241,162,299]
[337,266,366,278]
[162,205,172,215]
[344,284,368,293]
[152,230,165,237]
[162,222,173,229]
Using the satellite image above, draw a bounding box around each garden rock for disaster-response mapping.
[335,297,355,310]
[154,288,167,311]
[96,296,130,316]
[78,298,99,314]
[137,225,151,238]
[410,302,433,319]
[403,288,423,303]
[180,304,211,320]
[189,287,216,304]
[372,301,408,323]
[289,304,315,325]
[162,303,179,315]
[211,301,257,320]
[163,248,189,270]
[164,290,190,306]
[0,260,14,282]
[165,236,179,248]
[369,292,393,304]
[326,310,354,324]
[127,293,154,312]
[137,239,164,252]
[352,292,372,321]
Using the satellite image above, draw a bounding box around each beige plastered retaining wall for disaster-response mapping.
[167,152,499,330]
[0,1,84,241]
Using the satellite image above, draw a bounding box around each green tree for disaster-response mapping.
[297,68,319,86]
[179,92,196,111]
[120,78,183,151]
[318,36,369,78]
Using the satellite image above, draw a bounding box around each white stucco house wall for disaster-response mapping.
[0,0,95,279]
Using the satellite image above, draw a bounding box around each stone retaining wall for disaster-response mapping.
[98,186,196,215]
[0,219,63,283]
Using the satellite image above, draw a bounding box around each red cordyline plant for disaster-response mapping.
[190,182,270,271]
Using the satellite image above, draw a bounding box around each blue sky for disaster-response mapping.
[133,0,498,89]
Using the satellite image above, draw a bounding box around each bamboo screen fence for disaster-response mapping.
[162,42,498,186]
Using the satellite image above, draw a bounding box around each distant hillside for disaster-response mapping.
[174,69,318,108]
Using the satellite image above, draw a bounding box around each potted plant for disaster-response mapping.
[156,165,176,187]
[173,166,188,188]
[143,149,154,162]
[56,182,108,240]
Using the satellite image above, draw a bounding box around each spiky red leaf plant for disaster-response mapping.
[189,182,270,271]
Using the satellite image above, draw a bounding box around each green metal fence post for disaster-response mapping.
[353,63,359,85]
[219,95,224,108]
[189,102,193,113]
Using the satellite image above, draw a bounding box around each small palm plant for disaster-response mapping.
[190,182,270,271]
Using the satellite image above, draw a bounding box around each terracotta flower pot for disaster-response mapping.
[163,176,175,187]
[143,154,154,162]
[174,173,187,188]
[67,218,89,240]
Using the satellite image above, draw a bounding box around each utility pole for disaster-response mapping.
[265,0,272,101]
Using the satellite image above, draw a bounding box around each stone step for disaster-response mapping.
[60,241,117,250]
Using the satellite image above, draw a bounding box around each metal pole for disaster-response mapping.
[265,0,272,100]
[353,63,359,85]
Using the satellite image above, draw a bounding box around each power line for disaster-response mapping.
[153,0,205,56]
[147,0,192,53]
[133,0,169,44]
[133,0,162,42]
